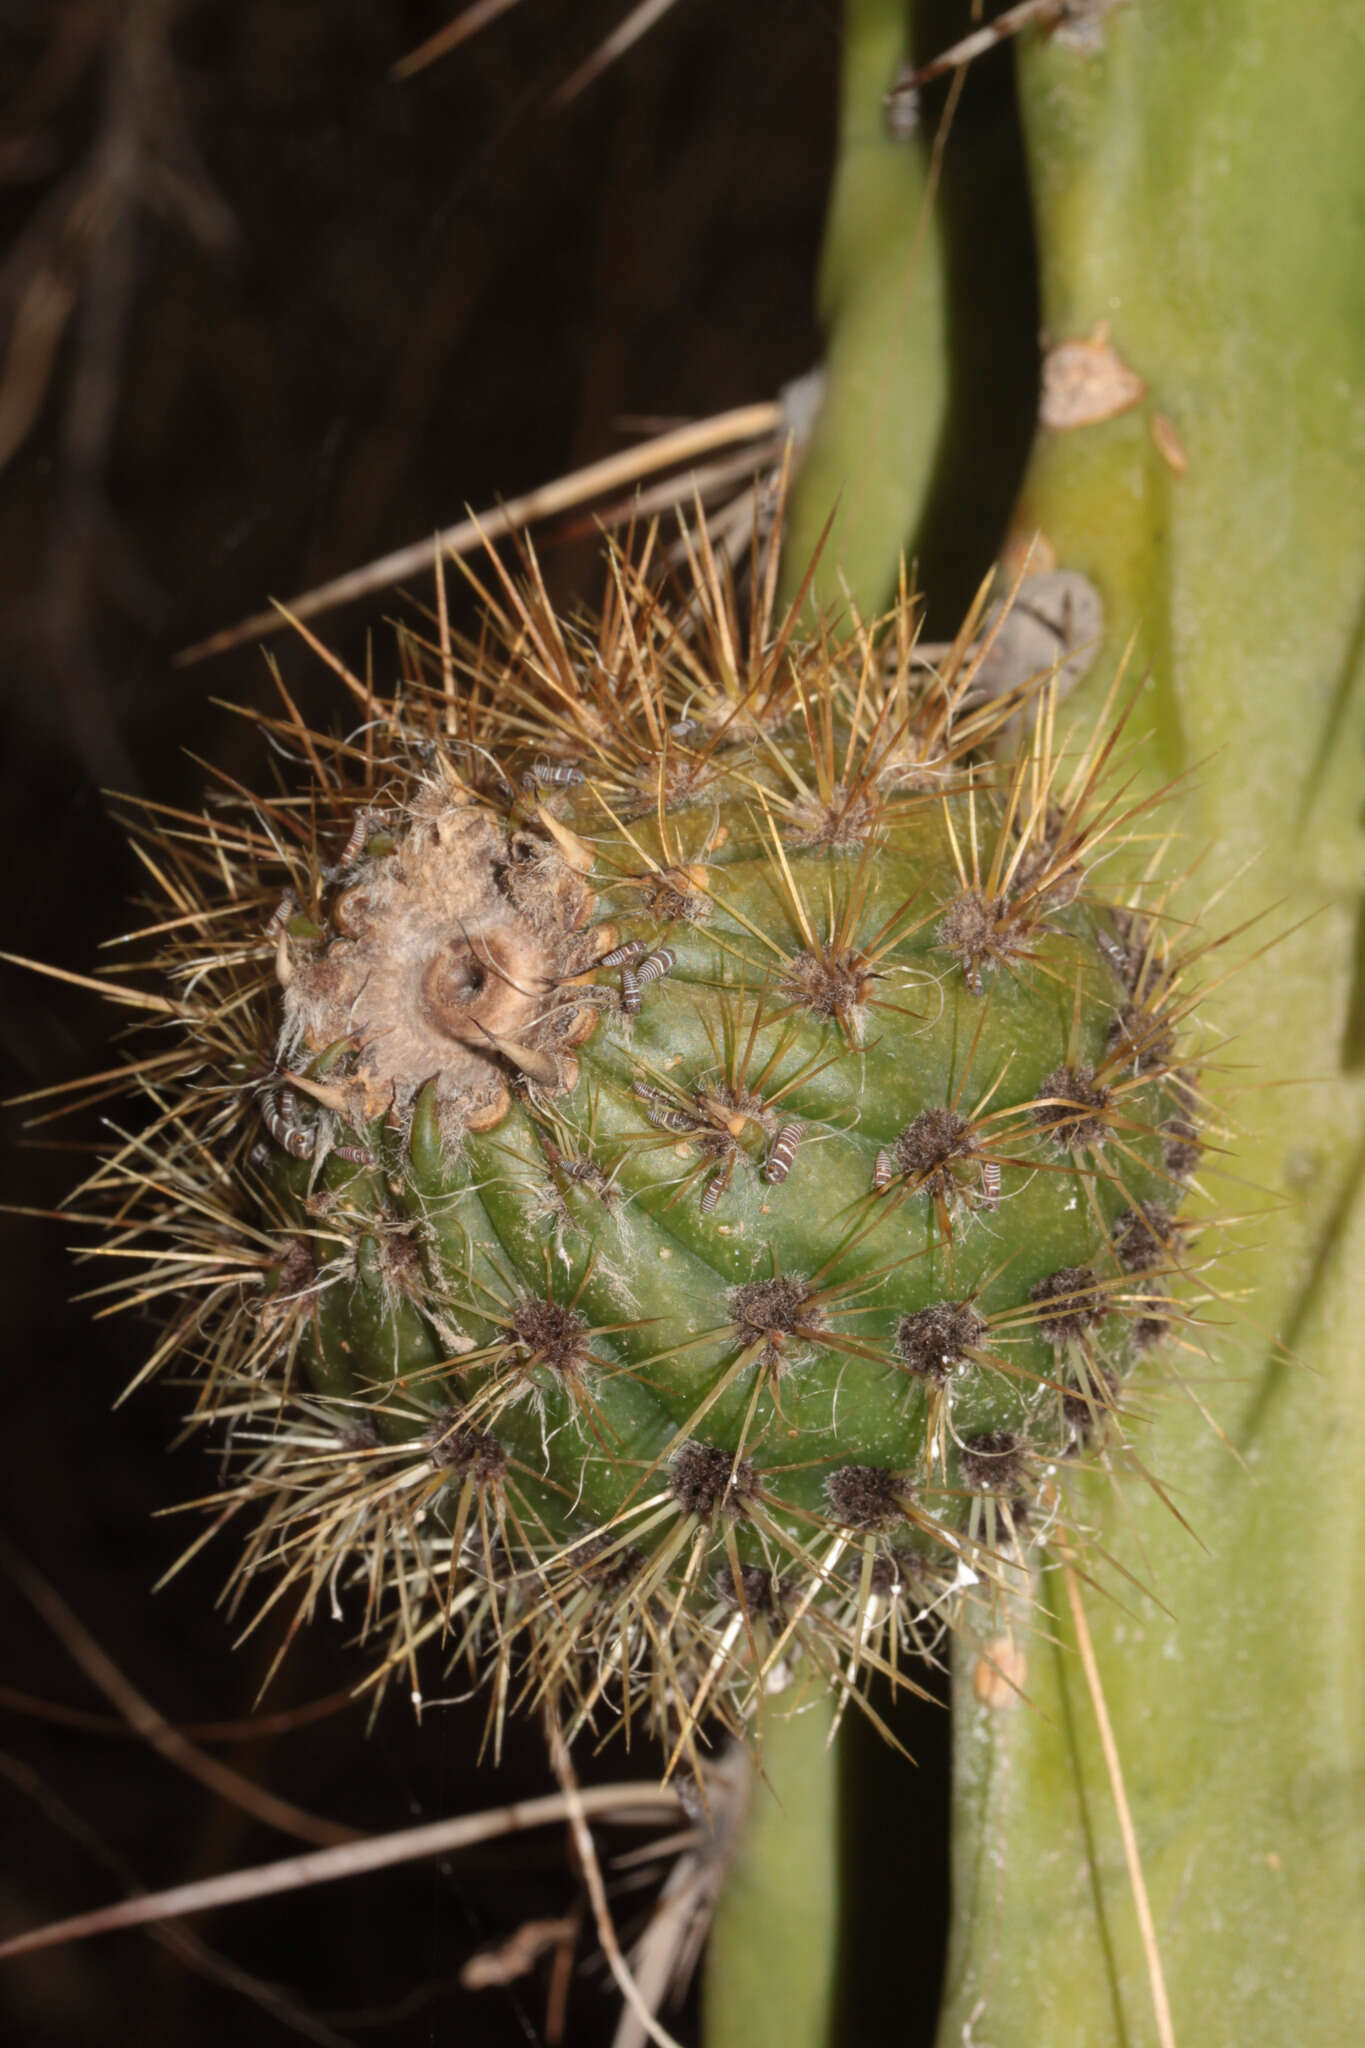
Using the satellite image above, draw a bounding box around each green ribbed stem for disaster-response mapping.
[936,4,1365,2043]
[701,1699,839,2048]
[781,0,947,612]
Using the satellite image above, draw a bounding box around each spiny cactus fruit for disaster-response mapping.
[73,528,1212,1754]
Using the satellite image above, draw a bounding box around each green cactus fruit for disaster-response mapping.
[84,533,1209,1750]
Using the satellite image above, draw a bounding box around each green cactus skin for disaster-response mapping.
[932,7,1365,2046]
[698,1698,840,2048]
[780,0,947,612]
[76,516,1208,1804]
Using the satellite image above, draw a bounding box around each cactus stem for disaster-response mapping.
[1056,1543,1177,2048]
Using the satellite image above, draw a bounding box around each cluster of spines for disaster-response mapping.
[44,527,1224,1756]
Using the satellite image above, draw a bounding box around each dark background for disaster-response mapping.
[0,4,1036,2042]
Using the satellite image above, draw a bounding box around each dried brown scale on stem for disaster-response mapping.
[277,800,602,1133]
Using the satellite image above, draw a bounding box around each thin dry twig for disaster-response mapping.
[0,1534,356,1849]
[1059,1547,1177,2048]
[0,1680,355,1743]
[552,0,687,107]
[460,1913,578,1990]
[0,1754,351,2047]
[0,1781,682,1961]
[175,402,784,663]
[548,1721,689,2048]
[390,0,523,82]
